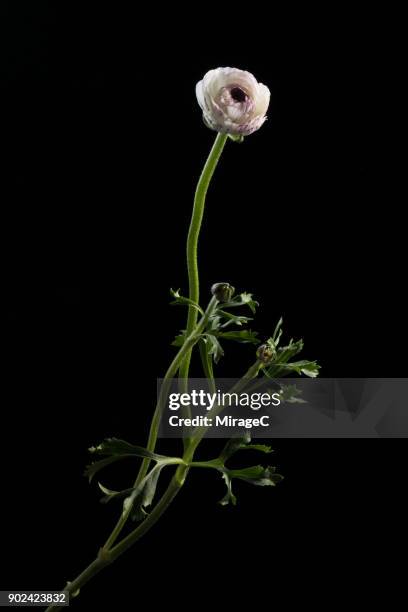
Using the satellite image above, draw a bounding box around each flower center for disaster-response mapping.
[230,87,247,103]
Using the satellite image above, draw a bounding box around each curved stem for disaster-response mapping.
[45,134,230,610]
[134,295,217,482]
[179,133,228,384]
[103,296,218,550]
[44,361,261,612]
[198,338,216,393]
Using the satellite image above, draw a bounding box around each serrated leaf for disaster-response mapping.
[239,293,259,314]
[222,292,259,314]
[208,315,222,332]
[216,329,259,344]
[86,439,182,488]
[217,310,253,329]
[228,465,283,487]
[219,432,272,462]
[278,384,307,404]
[169,289,204,316]
[219,472,237,506]
[218,463,283,505]
[277,360,320,378]
[277,340,303,363]
[87,438,185,521]
[278,339,304,362]
[240,443,273,454]
[264,339,306,377]
[299,362,320,378]
[205,333,224,364]
[219,434,251,462]
[88,438,166,462]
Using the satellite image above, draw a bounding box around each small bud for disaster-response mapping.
[211,282,235,303]
[257,343,275,364]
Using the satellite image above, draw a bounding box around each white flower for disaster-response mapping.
[196,67,270,137]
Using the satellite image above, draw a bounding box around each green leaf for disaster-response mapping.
[172,332,186,347]
[216,329,259,344]
[87,438,185,520]
[263,318,284,357]
[86,438,182,491]
[219,472,237,506]
[277,339,304,363]
[218,464,283,505]
[222,292,259,314]
[264,339,305,377]
[217,310,253,328]
[219,434,250,462]
[89,438,166,463]
[219,432,272,462]
[241,443,274,454]
[228,465,284,487]
[189,432,281,506]
[84,455,131,483]
[208,315,222,332]
[123,460,176,518]
[278,384,307,403]
[97,483,134,504]
[239,292,259,314]
[259,320,320,379]
[205,333,224,364]
[298,361,320,378]
[276,360,320,378]
[99,457,182,520]
[169,289,204,316]
[272,317,283,344]
[142,464,164,507]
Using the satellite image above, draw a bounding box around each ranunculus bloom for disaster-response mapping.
[196,67,270,136]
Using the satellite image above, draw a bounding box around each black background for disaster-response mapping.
[1,3,406,608]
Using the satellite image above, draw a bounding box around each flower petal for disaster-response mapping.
[196,67,270,136]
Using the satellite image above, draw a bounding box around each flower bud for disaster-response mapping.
[211,282,235,303]
[196,67,270,137]
[256,343,275,364]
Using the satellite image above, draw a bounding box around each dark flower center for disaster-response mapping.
[230,87,247,103]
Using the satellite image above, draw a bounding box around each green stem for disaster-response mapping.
[45,557,109,612]
[198,338,216,393]
[179,133,228,384]
[103,296,218,550]
[108,469,186,559]
[104,134,229,550]
[44,361,260,612]
[186,360,263,457]
[45,134,231,611]
[134,295,217,481]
